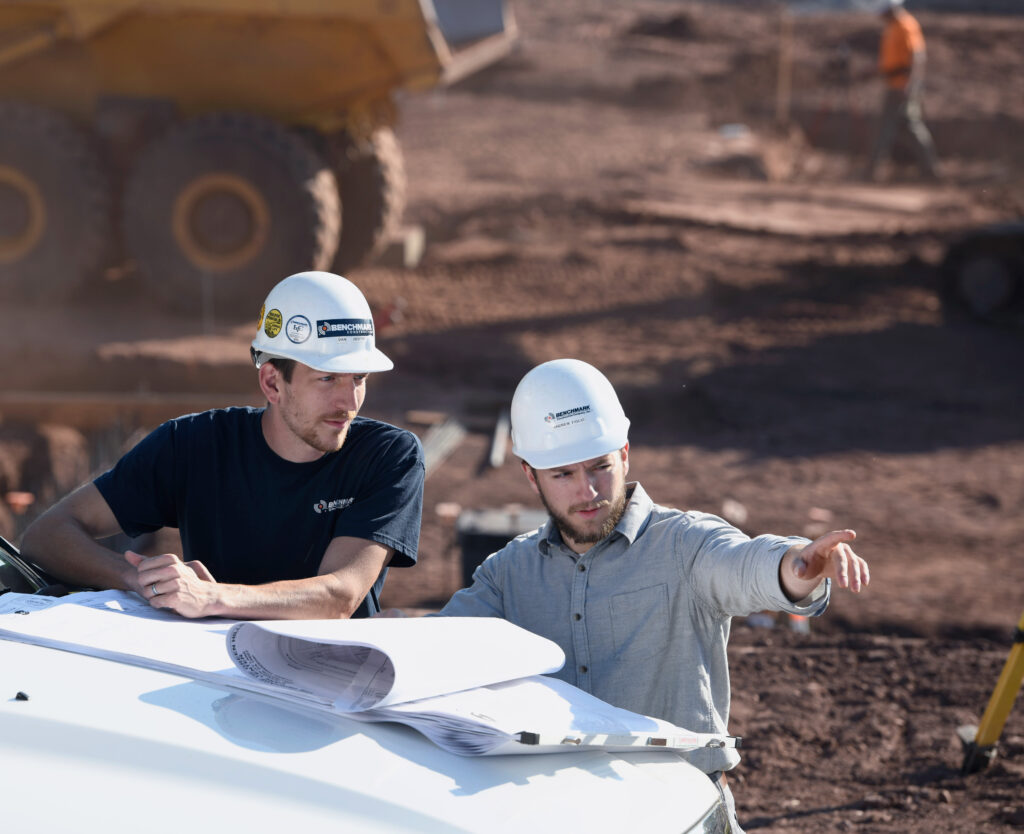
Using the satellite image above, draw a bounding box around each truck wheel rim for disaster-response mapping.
[172,173,270,272]
[0,166,47,264]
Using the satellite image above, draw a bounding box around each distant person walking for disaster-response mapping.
[864,0,939,181]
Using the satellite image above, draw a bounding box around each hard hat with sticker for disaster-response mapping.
[251,271,392,373]
[511,359,629,470]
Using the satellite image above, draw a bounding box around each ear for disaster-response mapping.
[258,363,284,404]
[521,460,540,495]
[621,441,630,477]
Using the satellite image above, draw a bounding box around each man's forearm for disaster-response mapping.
[137,534,392,620]
[20,519,133,591]
[214,579,363,620]
[148,570,369,620]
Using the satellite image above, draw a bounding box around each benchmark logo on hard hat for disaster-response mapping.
[318,318,374,338]
[544,404,592,424]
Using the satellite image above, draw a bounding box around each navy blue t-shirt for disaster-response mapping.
[93,408,424,617]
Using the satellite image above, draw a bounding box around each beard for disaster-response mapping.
[280,401,354,455]
[536,481,628,548]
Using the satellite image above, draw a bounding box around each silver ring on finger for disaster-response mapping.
[151,583,159,597]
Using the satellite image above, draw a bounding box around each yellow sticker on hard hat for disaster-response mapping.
[256,304,265,333]
[264,308,283,338]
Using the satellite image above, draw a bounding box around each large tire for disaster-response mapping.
[0,102,111,302]
[122,113,340,313]
[328,127,407,273]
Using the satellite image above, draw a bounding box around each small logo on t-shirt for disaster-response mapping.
[314,497,354,514]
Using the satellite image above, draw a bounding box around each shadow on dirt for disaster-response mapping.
[641,320,1023,456]
[821,613,1015,643]
[384,252,1023,459]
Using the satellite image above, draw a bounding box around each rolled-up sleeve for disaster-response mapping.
[681,514,830,618]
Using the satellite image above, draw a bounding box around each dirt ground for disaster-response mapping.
[2,1,1024,831]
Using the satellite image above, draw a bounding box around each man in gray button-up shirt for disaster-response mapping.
[438,359,870,832]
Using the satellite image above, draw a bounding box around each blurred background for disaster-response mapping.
[0,1,1022,829]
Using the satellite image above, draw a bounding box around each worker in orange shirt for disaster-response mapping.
[864,0,939,181]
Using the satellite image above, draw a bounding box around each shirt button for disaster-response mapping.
[580,665,588,673]
[578,564,586,572]
[573,613,581,621]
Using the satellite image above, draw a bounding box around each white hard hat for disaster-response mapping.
[878,0,904,10]
[510,359,630,470]
[251,271,393,373]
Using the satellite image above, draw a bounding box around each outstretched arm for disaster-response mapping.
[780,529,869,602]
[131,536,393,620]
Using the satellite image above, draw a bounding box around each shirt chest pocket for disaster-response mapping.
[609,583,670,661]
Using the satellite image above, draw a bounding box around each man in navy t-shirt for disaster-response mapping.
[21,272,424,620]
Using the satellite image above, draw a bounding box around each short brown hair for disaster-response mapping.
[266,357,297,382]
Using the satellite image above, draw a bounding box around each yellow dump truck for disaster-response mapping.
[0,0,515,307]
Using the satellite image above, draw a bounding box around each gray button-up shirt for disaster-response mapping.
[438,482,829,773]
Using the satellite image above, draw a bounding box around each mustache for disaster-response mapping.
[570,500,610,513]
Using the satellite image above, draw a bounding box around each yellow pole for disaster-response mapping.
[975,610,1024,747]
[961,610,1024,773]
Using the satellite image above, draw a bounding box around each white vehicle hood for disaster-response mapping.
[1,638,721,833]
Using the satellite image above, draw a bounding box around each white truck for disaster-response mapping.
[0,536,733,834]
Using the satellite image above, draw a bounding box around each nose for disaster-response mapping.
[334,378,361,412]
[575,471,600,501]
